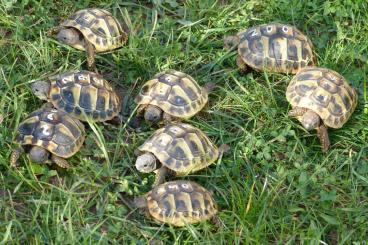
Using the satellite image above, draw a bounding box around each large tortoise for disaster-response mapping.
[224,23,315,74]
[135,70,212,124]
[31,70,121,122]
[52,8,127,70]
[11,107,85,168]
[134,180,219,227]
[135,123,228,185]
[286,67,358,152]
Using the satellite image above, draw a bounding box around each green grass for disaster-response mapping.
[1,0,368,243]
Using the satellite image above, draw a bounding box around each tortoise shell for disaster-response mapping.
[60,8,127,52]
[236,23,315,74]
[286,67,358,128]
[137,123,219,176]
[135,70,208,119]
[47,70,120,122]
[145,180,218,226]
[15,108,85,158]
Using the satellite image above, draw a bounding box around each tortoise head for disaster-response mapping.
[224,35,240,50]
[301,110,320,131]
[135,152,157,173]
[29,146,50,163]
[133,196,148,209]
[144,105,163,123]
[31,80,50,100]
[56,28,81,46]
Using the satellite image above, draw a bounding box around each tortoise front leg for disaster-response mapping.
[153,166,169,187]
[316,123,330,153]
[86,41,97,73]
[163,113,181,125]
[10,147,24,167]
[288,107,309,117]
[236,56,248,73]
[51,155,70,168]
[211,215,223,229]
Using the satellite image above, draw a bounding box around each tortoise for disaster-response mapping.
[52,8,127,70]
[11,107,85,168]
[224,23,316,74]
[135,70,213,124]
[134,180,219,227]
[135,123,228,185]
[31,70,121,122]
[286,67,358,152]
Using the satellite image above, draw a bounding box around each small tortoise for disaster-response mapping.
[286,67,357,152]
[135,70,212,124]
[224,23,315,74]
[11,107,85,168]
[53,8,127,70]
[134,180,219,227]
[31,70,121,122]
[135,123,228,185]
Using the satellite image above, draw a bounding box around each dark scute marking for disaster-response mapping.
[298,84,312,93]
[253,56,263,67]
[175,160,182,169]
[93,111,99,119]
[317,95,326,103]
[293,62,299,70]
[60,119,80,138]
[162,200,172,213]
[269,41,282,60]
[18,122,37,135]
[182,160,190,167]
[96,95,106,111]
[182,86,197,101]
[171,146,186,160]
[102,39,107,46]
[107,110,113,117]
[287,43,298,61]
[62,89,75,104]
[189,140,199,153]
[64,104,74,113]
[74,107,82,115]
[191,199,201,211]
[53,130,74,145]
[165,157,174,166]
[79,89,91,109]
[302,47,311,60]
[175,199,188,212]
[141,84,150,94]
[58,100,66,109]
[330,102,343,116]
[341,94,351,110]
[171,95,187,106]
[51,94,61,101]
[99,111,106,119]
[239,47,248,54]
[204,199,211,209]
[97,27,106,35]
[204,210,210,215]
[34,125,54,141]
[249,38,263,55]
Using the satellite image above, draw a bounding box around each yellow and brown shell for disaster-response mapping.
[15,108,85,157]
[135,70,208,119]
[47,70,120,122]
[236,23,315,74]
[59,8,127,52]
[286,67,358,128]
[145,180,218,227]
[137,123,219,176]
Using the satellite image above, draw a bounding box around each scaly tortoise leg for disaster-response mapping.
[236,56,248,73]
[153,166,169,187]
[288,107,309,117]
[51,154,70,168]
[10,147,24,167]
[86,41,97,73]
[316,123,330,153]
[163,113,175,125]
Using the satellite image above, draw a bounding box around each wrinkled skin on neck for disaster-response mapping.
[31,80,50,100]
[301,110,321,130]
[135,152,157,173]
[29,146,50,163]
[56,28,83,47]
[144,105,163,123]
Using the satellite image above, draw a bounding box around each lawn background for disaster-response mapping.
[0,0,367,244]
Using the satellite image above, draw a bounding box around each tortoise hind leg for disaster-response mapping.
[316,124,330,153]
[10,147,24,167]
[51,155,70,168]
[236,56,248,73]
[86,41,97,73]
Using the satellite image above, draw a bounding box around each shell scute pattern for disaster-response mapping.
[138,123,219,176]
[286,67,357,128]
[60,8,127,52]
[237,23,315,73]
[15,108,85,158]
[146,181,217,226]
[135,70,208,118]
[49,71,120,122]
